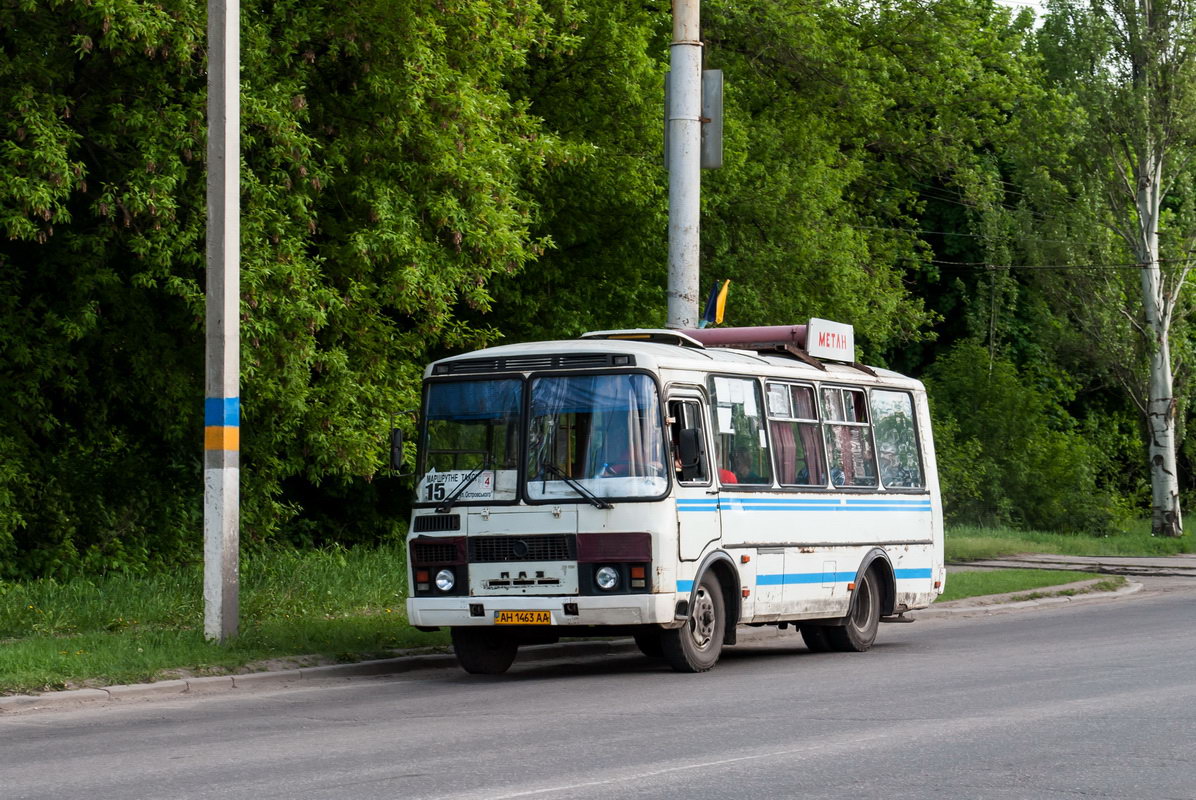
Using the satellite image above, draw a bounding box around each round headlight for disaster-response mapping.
[595,565,620,591]
[435,568,456,592]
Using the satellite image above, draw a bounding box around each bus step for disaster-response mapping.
[880,614,915,624]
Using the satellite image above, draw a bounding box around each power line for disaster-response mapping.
[926,258,1193,270]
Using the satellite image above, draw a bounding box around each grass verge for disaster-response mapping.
[937,568,1127,603]
[0,544,448,695]
[946,520,1194,561]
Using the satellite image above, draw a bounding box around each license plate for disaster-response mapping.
[494,610,552,625]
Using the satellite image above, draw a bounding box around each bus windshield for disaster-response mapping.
[526,373,668,501]
[419,379,522,505]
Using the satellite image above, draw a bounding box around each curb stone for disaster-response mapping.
[0,580,1145,716]
[0,639,638,715]
[921,579,1142,615]
[104,679,189,699]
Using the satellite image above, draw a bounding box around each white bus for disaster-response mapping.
[403,320,944,674]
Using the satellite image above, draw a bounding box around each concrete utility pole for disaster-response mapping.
[666,0,702,329]
[204,0,240,642]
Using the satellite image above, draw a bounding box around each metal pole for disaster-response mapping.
[666,0,702,329]
[204,0,240,642]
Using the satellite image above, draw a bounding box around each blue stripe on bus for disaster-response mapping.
[677,568,933,593]
[894,568,934,579]
[756,571,859,586]
[726,497,844,506]
[677,496,932,513]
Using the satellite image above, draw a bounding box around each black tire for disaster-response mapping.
[451,627,519,675]
[662,572,726,672]
[799,624,833,653]
[633,629,666,659]
[826,567,881,652]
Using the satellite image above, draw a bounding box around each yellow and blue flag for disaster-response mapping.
[699,279,730,328]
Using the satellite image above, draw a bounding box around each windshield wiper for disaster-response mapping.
[435,454,492,513]
[542,462,613,509]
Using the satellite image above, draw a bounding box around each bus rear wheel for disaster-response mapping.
[662,572,725,672]
[451,627,518,675]
[826,568,881,652]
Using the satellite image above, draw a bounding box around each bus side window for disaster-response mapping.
[767,383,827,487]
[822,386,878,488]
[869,390,925,488]
[669,400,709,484]
[707,376,773,486]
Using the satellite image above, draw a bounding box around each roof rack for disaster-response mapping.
[581,320,877,375]
[683,319,876,375]
[580,329,707,348]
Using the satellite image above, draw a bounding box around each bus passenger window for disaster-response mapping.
[767,383,827,487]
[669,399,709,484]
[869,390,925,488]
[822,387,878,488]
[708,376,773,486]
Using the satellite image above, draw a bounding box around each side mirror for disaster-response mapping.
[678,427,704,481]
[390,428,404,470]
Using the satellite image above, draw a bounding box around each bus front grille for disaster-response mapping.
[468,534,577,563]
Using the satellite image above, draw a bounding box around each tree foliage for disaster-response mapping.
[0,0,579,576]
[925,340,1124,531]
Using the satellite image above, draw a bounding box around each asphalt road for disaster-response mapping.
[3,584,1195,800]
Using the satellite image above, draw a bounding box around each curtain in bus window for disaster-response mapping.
[773,421,797,484]
[822,387,877,488]
[426,379,522,420]
[870,390,924,488]
[791,386,826,485]
[768,384,826,486]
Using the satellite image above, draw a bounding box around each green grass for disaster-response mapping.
[936,568,1123,603]
[0,544,449,695]
[945,520,1195,561]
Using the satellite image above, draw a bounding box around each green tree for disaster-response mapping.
[925,340,1122,531]
[491,0,1037,361]
[1004,0,1196,536]
[0,0,578,576]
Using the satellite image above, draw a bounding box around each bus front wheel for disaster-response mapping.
[826,567,881,652]
[452,627,518,675]
[662,572,725,672]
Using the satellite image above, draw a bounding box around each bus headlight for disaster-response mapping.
[595,566,620,591]
[435,568,456,592]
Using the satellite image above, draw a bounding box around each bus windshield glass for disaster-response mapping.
[419,379,522,505]
[526,373,667,502]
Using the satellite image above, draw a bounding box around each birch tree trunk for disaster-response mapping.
[1129,0,1187,537]
[1137,156,1183,536]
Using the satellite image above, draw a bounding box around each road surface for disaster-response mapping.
[3,582,1194,800]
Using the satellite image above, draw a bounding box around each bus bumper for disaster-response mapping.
[407,593,681,628]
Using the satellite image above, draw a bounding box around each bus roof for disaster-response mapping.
[426,330,922,390]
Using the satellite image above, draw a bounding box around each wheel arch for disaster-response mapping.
[688,550,741,646]
[854,547,897,618]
